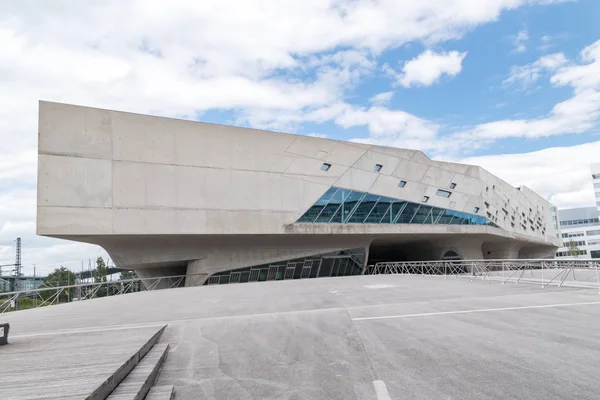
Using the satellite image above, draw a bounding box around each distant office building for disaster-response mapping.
[0,276,45,292]
[592,163,600,215]
[550,205,562,240]
[556,206,600,259]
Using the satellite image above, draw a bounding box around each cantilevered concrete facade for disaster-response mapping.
[37,101,561,285]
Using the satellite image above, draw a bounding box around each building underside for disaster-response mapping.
[37,102,561,286]
[56,230,558,286]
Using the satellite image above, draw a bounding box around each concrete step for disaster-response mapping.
[106,343,170,400]
[89,325,167,400]
[145,385,174,400]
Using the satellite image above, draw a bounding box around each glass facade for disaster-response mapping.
[297,187,495,226]
[204,248,365,285]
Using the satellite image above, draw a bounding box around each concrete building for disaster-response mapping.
[556,206,600,259]
[36,101,561,286]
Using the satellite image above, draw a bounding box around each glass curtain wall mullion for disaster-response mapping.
[407,204,422,224]
[424,207,435,224]
[380,205,393,224]
[314,188,348,223]
[431,207,445,224]
[297,187,339,222]
[449,210,465,225]
[411,205,433,224]
[391,201,408,224]
[326,188,353,223]
[347,194,381,223]
[363,197,385,223]
[365,196,394,223]
[396,202,420,224]
[340,191,367,223]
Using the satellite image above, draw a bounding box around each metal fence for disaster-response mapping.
[4,259,600,314]
[368,259,600,293]
[0,274,186,314]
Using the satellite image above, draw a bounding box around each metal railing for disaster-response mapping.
[368,259,600,293]
[0,274,187,314]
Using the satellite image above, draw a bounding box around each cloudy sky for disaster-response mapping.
[1,0,600,275]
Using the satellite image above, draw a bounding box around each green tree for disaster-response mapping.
[94,257,108,297]
[567,240,581,258]
[119,270,140,292]
[120,270,137,280]
[40,266,77,303]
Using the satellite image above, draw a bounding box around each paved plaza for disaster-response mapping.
[3,275,600,399]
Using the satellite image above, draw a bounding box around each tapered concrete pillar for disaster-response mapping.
[186,259,210,287]
[136,266,186,289]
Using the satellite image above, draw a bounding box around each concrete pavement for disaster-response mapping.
[3,275,600,399]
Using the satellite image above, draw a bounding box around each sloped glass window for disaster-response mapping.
[430,207,446,224]
[411,205,434,224]
[451,211,469,225]
[314,188,350,223]
[347,194,381,223]
[330,190,364,223]
[396,203,421,224]
[297,187,338,222]
[296,186,493,226]
[390,200,408,223]
[437,209,456,224]
[364,196,394,223]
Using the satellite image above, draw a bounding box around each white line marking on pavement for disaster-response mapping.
[353,301,600,321]
[373,380,392,400]
[363,284,396,289]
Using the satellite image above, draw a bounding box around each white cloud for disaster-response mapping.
[503,52,568,89]
[0,0,575,273]
[388,49,467,88]
[539,34,553,51]
[460,141,600,210]
[342,106,441,151]
[307,132,328,138]
[458,40,600,143]
[369,91,394,105]
[513,29,529,53]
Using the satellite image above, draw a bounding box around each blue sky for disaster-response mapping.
[1,0,600,273]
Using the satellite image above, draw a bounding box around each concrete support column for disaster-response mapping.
[452,243,484,260]
[136,266,186,289]
[186,259,210,287]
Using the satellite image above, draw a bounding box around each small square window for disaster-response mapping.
[473,207,480,213]
[321,163,331,171]
[398,180,407,188]
[373,164,383,172]
[422,196,429,203]
[436,189,452,198]
[449,182,457,189]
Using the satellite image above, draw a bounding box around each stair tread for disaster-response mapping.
[145,385,174,400]
[106,343,169,400]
